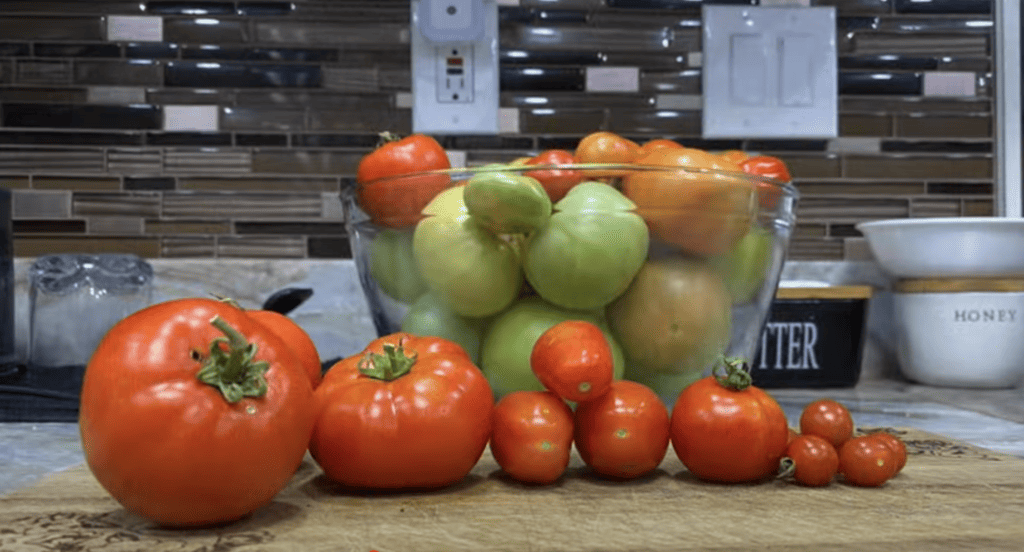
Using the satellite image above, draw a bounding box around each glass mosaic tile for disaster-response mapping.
[181,46,339,62]
[146,132,233,146]
[34,43,122,58]
[893,0,992,15]
[74,60,163,86]
[0,16,104,41]
[143,1,234,15]
[236,2,295,16]
[163,17,249,43]
[33,177,121,192]
[125,42,180,59]
[307,236,352,259]
[125,177,176,191]
[1,104,161,130]
[72,193,161,216]
[0,131,142,147]
[165,61,322,88]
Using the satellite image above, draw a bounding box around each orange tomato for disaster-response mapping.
[719,149,750,164]
[623,147,756,257]
[574,131,640,178]
[638,138,683,156]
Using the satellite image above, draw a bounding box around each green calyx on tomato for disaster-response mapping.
[464,170,552,235]
[523,182,649,311]
[711,356,754,391]
[196,315,271,403]
[358,341,416,381]
[368,227,427,304]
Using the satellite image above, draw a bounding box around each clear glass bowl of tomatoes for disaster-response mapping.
[344,138,798,402]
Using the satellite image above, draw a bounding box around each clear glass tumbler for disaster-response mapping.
[28,254,154,369]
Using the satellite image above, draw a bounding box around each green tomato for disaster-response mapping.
[479,296,625,398]
[607,257,732,376]
[710,226,774,305]
[400,292,488,364]
[464,170,551,235]
[367,227,427,304]
[413,186,523,318]
[523,182,649,311]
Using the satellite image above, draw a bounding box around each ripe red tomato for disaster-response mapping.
[490,390,574,485]
[247,309,322,388]
[355,132,452,228]
[573,380,670,479]
[79,298,316,527]
[670,359,789,483]
[524,149,584,202]
[867,431,908,475]
[574,131,640,177]
[783,434,839,487]
[310,333,494,489]
[739,155,792,183]
[530,320,615,403]
[637,138,683,156]
[839,435,897,487]
[799,399,855,450]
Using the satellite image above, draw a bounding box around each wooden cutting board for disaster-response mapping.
[2,427,1022,552]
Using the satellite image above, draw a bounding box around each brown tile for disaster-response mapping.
[74,60,163,87]
[796,197,910,223]
[33,176,121,191]
[0,16,104,40]
[73,193,161,217]
[13,237,161,258]
[0,87,88,104]
[160,237,216,258]
[964,199,994,216]
[895,114,992,138]
[180,177,340,193]
[222,107,307,132]
[786,238,845,261]
[163,18,248,43]
[254,21,405,45]
[162,192,322,218]
[13,219,85,234]
[519,108,605,134]
[841,97,991,114]
[815,0,892,14]
[147,89,236,106]
[775,154,843,179]
[251,150,364,176]
[17,60,71,85]
[310,107,409,133]
[11,190,71,218]
[839,114,893,137]
[793,223,828,239]
[87,216,145,235]
[843,237,874,262]
[844,155,993,179]
[1,176,30,190]
[607,109,700,135]
[145,220,232,235]
[795,180,926,195]
[0,60,10,85]
[216,236,306,258]
[852,34,988,56]
[910,198,962,218]
[164,150,252,174]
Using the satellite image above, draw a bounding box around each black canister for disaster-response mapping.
[1,188,14,374]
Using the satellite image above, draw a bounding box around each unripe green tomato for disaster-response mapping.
[413,186,523,318]
[479,296,625,398]
[464,170,551,235]
[710,226,774,305]
[367,227,427,304]
[400,292,488,364]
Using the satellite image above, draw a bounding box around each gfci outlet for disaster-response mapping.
[412,0,499,134]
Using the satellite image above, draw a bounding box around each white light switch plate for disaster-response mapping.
[702,6,837,138]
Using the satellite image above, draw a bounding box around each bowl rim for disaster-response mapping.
[857,216,1024,233]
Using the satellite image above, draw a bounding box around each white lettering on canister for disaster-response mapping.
[953,309,1017,323]
[758,321,820,370]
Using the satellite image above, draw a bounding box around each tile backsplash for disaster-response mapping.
[0,0,996,260]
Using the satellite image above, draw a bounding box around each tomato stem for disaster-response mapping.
[777,457,796,480]
[196,315,270,403]
[358,339,417,381]
[376,131,402,148]
[712,356,753,391]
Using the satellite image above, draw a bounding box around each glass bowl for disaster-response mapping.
[344,163,798,401]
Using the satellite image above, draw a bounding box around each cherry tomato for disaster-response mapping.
[531,320,615,403]
[490,390,574,485]
[782,434,839,487]
[839,435,897,487]
[574,131,640,177]
[574,380,670,479]
[247,309,322,388]
[799,399,855,450]
[310,333,494,489]
[867,431,908,475]
[524,149,584,202]
[670,359,790,483]
[355,132,452,228]
[79,298,316,527]
[623,146,754,257]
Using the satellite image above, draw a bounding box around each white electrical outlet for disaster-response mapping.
[411,0,499,134]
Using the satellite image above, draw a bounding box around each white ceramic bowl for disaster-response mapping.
[856,217,1024,279]
[894,287,1024,389]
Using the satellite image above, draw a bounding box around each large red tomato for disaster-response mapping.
[670,358,789,483]
[247,309,322,388]
[574,380,670,480]
[79,298,316,527]
[310,333,494,489]
[524,149,584,202]
[355,132,452,228]
[623,147,755,257]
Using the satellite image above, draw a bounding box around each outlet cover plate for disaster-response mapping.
[702,6,837,139]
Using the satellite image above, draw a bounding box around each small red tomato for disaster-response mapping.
[800,399,855,450]
[530,320,614,403]
[574,380,670,479]
[783,434,839,487]
[839,435,897,487]
[524,149,584,202]
[867,431,908,475]
[739,155,792,183]
[490,391,574,485]
[355,132,452,228]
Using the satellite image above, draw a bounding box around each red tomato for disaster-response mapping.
[530,320,614,403]
[839,435,897,487]
[574,131,640,178]
[248,309,322,388]
[79,298,316,527]
[490,390,574,485]
[867,431,908,475]
[637,138,683,156]
[355,132,452,228]
[623,146,755,257]
[670,359,789,483]
[310,333,494,489]
[783,434,839,487]
[740,155,792,183]
[573,380,670,479]
[799,399,855,450]
[524,149,584,202]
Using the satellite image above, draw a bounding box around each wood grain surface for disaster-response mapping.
[1,428,1022,552]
